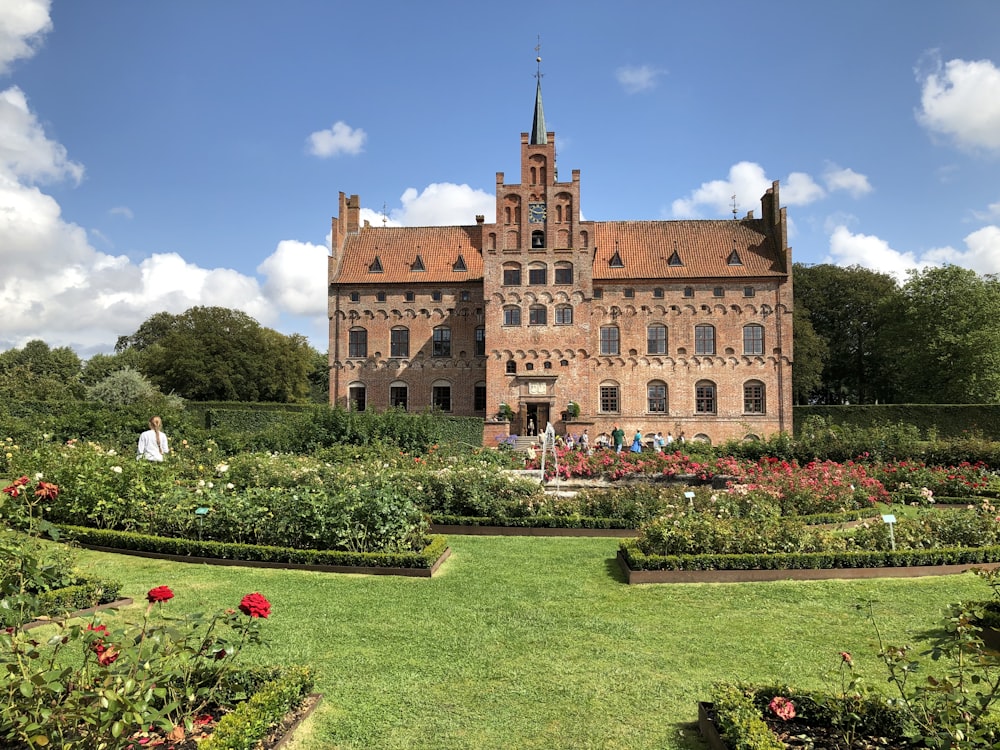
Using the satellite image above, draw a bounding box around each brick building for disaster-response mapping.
[328,76,793,446]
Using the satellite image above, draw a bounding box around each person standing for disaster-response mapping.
[611,424,625,453]
[630,429,643,453]
[665,431,675,447]
[580,429,590,453]
[137,416,169,462]
[653,432,664,452]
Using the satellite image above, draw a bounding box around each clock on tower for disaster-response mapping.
[528,202,547,223]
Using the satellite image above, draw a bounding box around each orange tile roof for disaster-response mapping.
[333,225,484,284]
[331,219,786,285]
[592,220,785,280]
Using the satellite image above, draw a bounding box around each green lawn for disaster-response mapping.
[74,536,989,750]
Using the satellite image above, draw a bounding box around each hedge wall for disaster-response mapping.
[795,404,1000,440]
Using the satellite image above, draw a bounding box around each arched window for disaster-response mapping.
[647,380,667,413]
[599,381,620,413]
[502,262,522,286]
[695,380,716,414]
[743,324,764,355]
[506,360,517,374]
[528,305,547,325]
[348,382,366,412]
[555,304,573,325]
[744,380,766,414]
[474,381,487,412]
[348,327,368,358]
[531,230,545,248]
[554,261,573,284]
[432,327,451,357]
[503,306,521,326]
[431,380,452,412]
[390,327,409,358]
[695,324,716,355]
[647,324,667,355]
[528,263,547,285]
[389,381,408,411]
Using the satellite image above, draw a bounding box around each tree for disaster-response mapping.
[86,367,183,409]
[793,264,901,404]
[886,266,1000,403]
[118,307,318,402]
[791,303,827,404]
[0,340,84,401]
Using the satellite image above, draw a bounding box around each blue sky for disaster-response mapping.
[2,1,999,356]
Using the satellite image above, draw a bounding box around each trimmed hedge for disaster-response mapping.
[432,514,633,529]
[62,525,448,570]
[619,539,1000,572]
[795,404,1000,441]
[35,577,123,613]
[199,665,315,750]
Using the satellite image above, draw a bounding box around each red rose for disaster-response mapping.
[147,585,174,604]
[1,484,20,497]
[13,476,29,487]
[33,481,59,500]
[238,592,271,619]
[97,646,120,666]
[769,696,796,721]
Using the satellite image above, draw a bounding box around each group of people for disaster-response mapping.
[606,425,685,453]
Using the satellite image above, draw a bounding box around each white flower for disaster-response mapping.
[198,480,206,487]
[226,483,235,490]
[107,449,117,456]
[34,472,43,480]
[207,482,214,489]
[112,466,123,474]
[216,463,230,474]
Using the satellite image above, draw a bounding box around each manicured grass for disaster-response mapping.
[74,536,989,749]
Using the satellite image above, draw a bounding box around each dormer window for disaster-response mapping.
[609,249,624,268]
[453,254,468,272]
[727,247,743,265]
[411,254,426,272]
[368,256,383,273]
[667,249,683,266]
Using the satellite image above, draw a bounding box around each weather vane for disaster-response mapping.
[731,194,738,220]
[535,36,543,80]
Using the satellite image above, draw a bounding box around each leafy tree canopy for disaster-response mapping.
[118,307,319,402]
[0,340,84,401]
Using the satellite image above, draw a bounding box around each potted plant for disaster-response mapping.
[497,403,514,422]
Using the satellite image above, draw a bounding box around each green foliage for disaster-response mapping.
[795,404,1000,444]
[118,306,318,403]
[0,589,278,749]
[86,367,183,410]
[199,665,315,750]
[708,683,784,750]
[0,340,85,402]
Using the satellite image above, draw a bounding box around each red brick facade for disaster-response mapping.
[328,85,793,447]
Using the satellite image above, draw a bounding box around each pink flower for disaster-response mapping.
[839,651,853,665]
[769,696,796,721]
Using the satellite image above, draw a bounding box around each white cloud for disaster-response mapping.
[824,225,930,282]
[916,56,1000,153]
[616,65,664,94]
[109,205,133,219]
[671,162,773,218]
[824,223,1000,281]
[823,164,872,198]
[0,0,51,75]
[392,182,495,226]
[0,86,83,184]
[782,172,826,205]
[257,240,329,316]
[306,121,366,158]
[971,200,1000,222]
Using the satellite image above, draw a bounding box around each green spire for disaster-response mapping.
[530,56,547,145]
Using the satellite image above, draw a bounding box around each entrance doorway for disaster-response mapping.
[524,403,550,437]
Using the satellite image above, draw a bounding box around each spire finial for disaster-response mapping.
[530,37,547,146]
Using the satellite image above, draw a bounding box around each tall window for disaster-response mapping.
[503,265,522,286]
[554,263,573,284]
[432,383,452,412]
[390,384,408,411]
[503,306,521,326]
[695,324,716,355]
[432,327,451,357]
[555,305,573,325]
[529,305,547,325]
[600,383,620,413]
[348,328,367,358]
[743,324,764,355]
[647,324,667,355]
[474,326,486,356]
[474,382,487,412]
[390,327,409,358]
[506,360,517,374]
[744,381,765,414]
[528,264,547,285]
[348,384,366,412]
[647,381,667,413]
[695,381,716,414]
[600,326,620,356]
